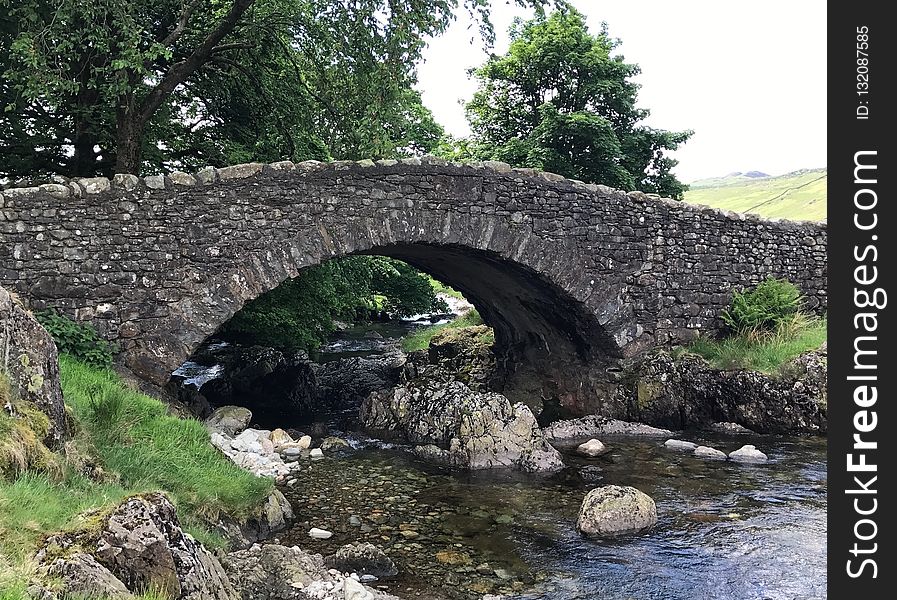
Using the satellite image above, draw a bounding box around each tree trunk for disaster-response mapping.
[115,100,145,175]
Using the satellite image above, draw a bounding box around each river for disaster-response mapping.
[176,299,827,599]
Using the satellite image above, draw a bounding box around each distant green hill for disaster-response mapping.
[683,168,826,221]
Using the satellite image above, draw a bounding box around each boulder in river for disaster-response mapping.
[693,445,727,460]
[313,351,405,415]
[576,439,607,457]
[542,415,672,442]
[324,542,398,578]
[664,439,699,451]
[728,444,769,463]
[576,485,657,537]
[362,377,563,472]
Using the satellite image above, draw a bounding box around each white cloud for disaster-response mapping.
[417,1,826,182]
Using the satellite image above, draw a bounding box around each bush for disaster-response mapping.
[721,277,802,334]
[34,310,115,368]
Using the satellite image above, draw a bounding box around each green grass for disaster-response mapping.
[686,316,827,373]
[401,309,485,352]
[0,356,274,591]
[684,168,826,221]
[59,355,272,521]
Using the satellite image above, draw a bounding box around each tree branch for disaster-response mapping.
[160,0,206,48]
[138,0,255,126]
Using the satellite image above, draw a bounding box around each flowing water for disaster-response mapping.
[274,309,827,600]
[177,298,826,599]
[277,432,826,600]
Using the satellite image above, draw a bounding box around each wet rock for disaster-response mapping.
[320,436,351,452]
[578,465,604,483]
[40,553,133,600]
[324,543,398,578]
[664,439,699,451]
[309,527,333,539]
[216,490,294,549]
[310,448,324,459]
[576,485,657,537]
[435,550,472,565]
[223,543,400,600]
[693,445,727,460]
[205,405,252,436]
[618,349,827,434]
[575,439,606,457]
[542,415,672,442]
[708,422,755,435]
[0,286,70,446]
[313,352,405,416]
[728,444,769,463]
[362,378,563,472]
[427,325,497,390]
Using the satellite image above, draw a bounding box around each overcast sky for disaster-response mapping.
[417,1,826,183]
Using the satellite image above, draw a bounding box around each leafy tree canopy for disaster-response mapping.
[0,0,544,179]
[220,256,449,352]
[448,6,692,198]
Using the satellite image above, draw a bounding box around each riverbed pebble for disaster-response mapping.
[664,439,699,451]
[575,439,606,457]
[310,448,324,459]
[693,445,727,460]
[309,527,334,539]
[728,444,768,463]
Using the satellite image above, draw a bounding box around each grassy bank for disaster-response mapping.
[686,316,827,373]
[402,309,485,352]
[0,356,273,592]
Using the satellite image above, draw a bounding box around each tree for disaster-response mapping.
[220,256,448,352]
[455,6,692,198]
[1,0,545,179]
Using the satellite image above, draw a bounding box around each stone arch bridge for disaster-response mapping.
[0,158,826,414]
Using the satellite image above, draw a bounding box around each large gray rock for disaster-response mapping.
[362,377,563,472]
[618,348,827,434]
[313,351,405,414]
[222,544,400,600]
[216,489,294,549]
[205,405,253,436]
[0,286,69,446]
[95,493,237,600]
[41,553,133,599]
[324,543,398,578]
[35,493,238,600]
[728,444,769,463]
[542,415,672,442]
[576,485,657,537]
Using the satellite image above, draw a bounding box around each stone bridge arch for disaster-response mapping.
[0,158,827,415]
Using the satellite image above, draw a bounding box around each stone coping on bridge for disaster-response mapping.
[0,157,827,229]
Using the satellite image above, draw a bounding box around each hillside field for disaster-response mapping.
[683,169,826,222]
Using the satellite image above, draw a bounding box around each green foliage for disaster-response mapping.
[34,311,115,369]
[59,355,273,520]
[721,277,803,334]
[0,0,545,178]
[687,315,826,373]
[402,309,485,352]
[221,256,446,351]
[684,169,827,221]
[448,6,691,198]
